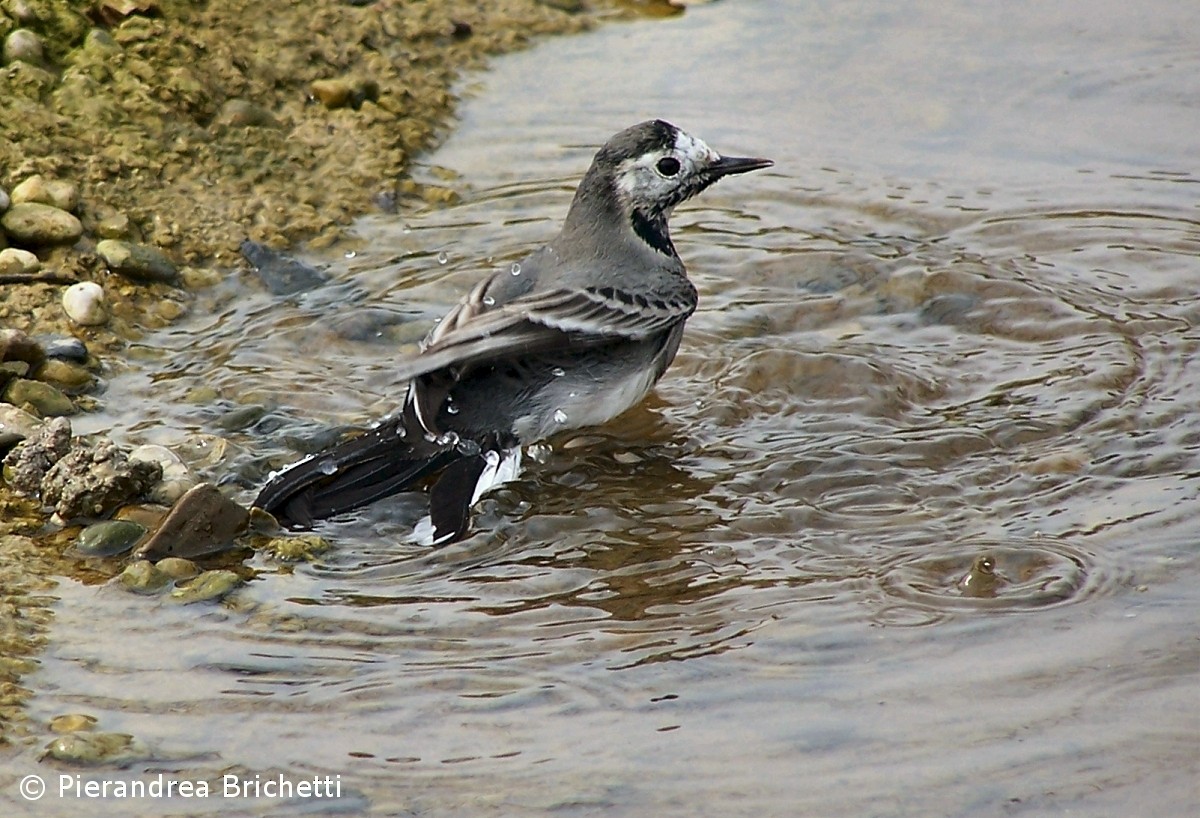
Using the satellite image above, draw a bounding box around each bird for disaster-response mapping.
[255,119,772,544]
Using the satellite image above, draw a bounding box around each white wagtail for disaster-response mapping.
[256,119,772,543]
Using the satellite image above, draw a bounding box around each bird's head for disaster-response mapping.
[575,119,772,257]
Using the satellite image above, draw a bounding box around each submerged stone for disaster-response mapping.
[76,519,147,557]
[4,378,76,417]
[169,569,242,604]
[240,240,328,295]
[95,239,180,284]
[117,559,172,593]
[41,732,153,766]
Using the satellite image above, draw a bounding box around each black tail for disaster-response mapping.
[255,416,458,529]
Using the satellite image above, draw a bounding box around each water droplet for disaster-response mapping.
[482,295,496,306]
[344,250,357,259]
[527,443,552,464]
[446,401,459,415]
[318,459,338,475]
[551,367,565,377]
[509,262,522,276]
[457,439,481,456]
[553,409,568,424]
[437,251,449,265]
[436,431,460,447]
[395,424,407,439]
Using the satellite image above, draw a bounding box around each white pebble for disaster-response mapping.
[62,281,108,326]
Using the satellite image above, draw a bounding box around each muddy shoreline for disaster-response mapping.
[0,0,646,747]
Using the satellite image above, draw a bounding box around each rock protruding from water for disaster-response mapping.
[240,240,328,295]
[135,482,249,560]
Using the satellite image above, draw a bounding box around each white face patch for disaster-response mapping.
[614,127,722,210]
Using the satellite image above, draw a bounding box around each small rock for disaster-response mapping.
[41,732,153,766]
[262,534,331,562]
[33,359,93,390]
[3,378,76,417]
[117,559,172,593]
[2,28,44,66]
[1,202,83,247]
[50,714,98,733]
[155,557,199,580]
[169,569,242,604]
[310,77,379,110]
[0,185,9,213]
[76,519,147,557]
[0,247,40,275]
[11,174,79,212]
[0,328,46,368]
[1,415,71,493]
[129,444,197,505]
[95,211,133,239]
[217,98,280,128]
[135,482,249,560]
[95,239,179,284]
[42,437,163,519]
[113,503,170,529]
[43,337,90,363]
[62,281,108,326]
[0,403,44,441]
[240,239,328,295]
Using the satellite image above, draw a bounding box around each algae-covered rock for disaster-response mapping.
[0,202,83,246]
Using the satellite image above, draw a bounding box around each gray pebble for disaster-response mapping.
[0,202,83,247]
[1,415,71,493]
[0,185,9,214]
[3,28,44,66]
[95,239,179,285]
[41,437,163,520]
[240,240,328,295]
[43,337,89,363]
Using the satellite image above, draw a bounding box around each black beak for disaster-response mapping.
[711,155,774,178]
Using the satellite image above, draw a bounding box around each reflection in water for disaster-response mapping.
[17,0,1200,816]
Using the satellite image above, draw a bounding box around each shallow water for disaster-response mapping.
[9,0,1200,815]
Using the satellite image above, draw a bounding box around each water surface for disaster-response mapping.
[10,1,1200,815]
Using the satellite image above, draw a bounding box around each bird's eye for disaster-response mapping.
[656,157,681,177]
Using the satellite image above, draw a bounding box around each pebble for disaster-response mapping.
[76,519,148,557]
[0,247,39,275]
[33,359,93,390]
[217,98,280,128]
[155,557,199,580]
[62,281,109,326]
[41,732,153,766]
[43,337,89,363]
[0,202,83,246]
[129,443,197,505]
[49,714,98,734]
[0,403,46,445]
[41,437,162,519]
[2,28,44,66]
[117,560,172,593]
[169,569,243,604]
[261,534,331,562]
[310,77,379,110]
[0,185,9,213]
[95,238,180,284]
[0,328,47,368]
[3,378,76,417]
[1,415,70,492]
[11,174,80,212]
[134,482,249,560]
[240,239,327,295]
[95,211,133,239]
